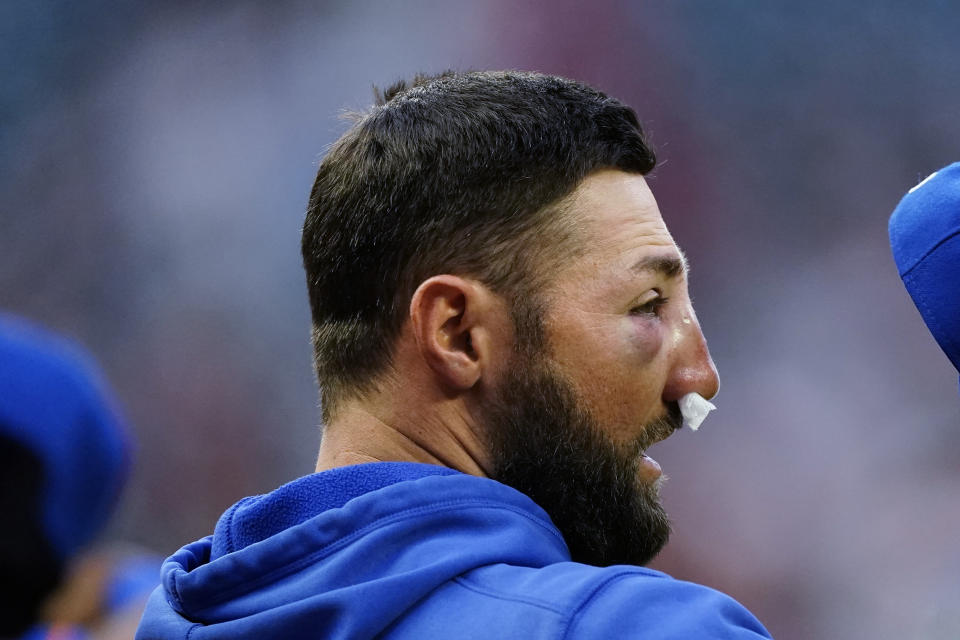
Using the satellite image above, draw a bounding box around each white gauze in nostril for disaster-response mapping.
[678,392,716,432]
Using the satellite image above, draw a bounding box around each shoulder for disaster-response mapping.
[563,567,772,639]
[452,562,771,638]
[453,563,773,638]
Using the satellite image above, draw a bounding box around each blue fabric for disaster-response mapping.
[210,462,459,560]
[889,163,960,382]
[19,624,90,640]
[0,313,131,561]
[136,462,771,639]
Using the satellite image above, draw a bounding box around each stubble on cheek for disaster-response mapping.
[556,317,666,443]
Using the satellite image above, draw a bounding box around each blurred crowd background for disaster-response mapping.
[3,2,959,638]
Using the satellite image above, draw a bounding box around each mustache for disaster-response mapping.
[633,402,683,453]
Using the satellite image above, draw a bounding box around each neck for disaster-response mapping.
[315,401,490,477]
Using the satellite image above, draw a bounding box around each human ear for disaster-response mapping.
[409,275,501,391]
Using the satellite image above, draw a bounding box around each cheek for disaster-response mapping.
[575,320,666,436]
[563,317,663,377]
[547,314,665,401]
[546,316,668,437]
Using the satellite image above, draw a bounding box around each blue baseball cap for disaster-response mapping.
[0,314,132,561]
[889,162,960,387]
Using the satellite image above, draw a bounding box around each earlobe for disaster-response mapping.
[410,276,485,391]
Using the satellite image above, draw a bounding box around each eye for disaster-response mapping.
[629,292,669,317]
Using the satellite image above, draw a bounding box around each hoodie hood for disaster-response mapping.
[136,463,569,639]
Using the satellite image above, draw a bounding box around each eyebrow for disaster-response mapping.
[629,252,688,279]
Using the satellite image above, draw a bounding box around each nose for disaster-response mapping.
[662,308,720,403]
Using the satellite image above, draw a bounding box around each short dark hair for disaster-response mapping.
[302,70,656,420]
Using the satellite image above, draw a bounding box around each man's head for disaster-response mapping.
[302,71,655,418]
[0,314,131,636]
[302,71,719,566]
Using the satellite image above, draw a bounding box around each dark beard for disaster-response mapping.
[485,358,675,567]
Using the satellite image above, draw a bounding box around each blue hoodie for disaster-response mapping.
[136,462,771,639]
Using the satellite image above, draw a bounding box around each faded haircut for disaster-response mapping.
[302,70,656,421]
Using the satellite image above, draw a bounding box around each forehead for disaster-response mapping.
[561,170,681,275]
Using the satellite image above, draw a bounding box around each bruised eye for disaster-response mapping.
[629,292,669,317]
